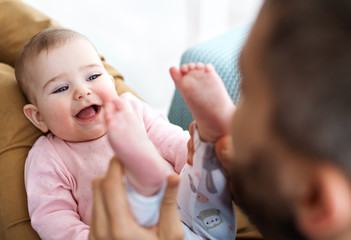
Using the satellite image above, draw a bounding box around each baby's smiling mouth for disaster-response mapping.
[76,105,101,120]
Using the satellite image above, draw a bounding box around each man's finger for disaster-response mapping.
[187,122,195,165]
[160,174,179,207]
[104,156,124,182]
[90,177,109,240]
[101,156,136,233]
[97,157,159,239]
[158,174,184,240]
[215,134,234,171]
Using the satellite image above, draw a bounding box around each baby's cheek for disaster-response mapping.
[50,105,72,123]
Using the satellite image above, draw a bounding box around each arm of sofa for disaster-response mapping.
[168,24,264,239]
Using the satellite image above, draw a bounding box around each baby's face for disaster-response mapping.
[28,38,118,142]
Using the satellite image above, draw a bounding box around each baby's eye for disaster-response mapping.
[53,86,69,93]
[87,74,101,81]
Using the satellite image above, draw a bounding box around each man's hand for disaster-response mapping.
[215,134,234,171]
[188,121,234,171]
[89,156,184,240]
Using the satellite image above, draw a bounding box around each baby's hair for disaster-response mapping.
[15,27,90,103]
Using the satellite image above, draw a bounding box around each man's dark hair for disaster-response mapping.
[264,0,351,176]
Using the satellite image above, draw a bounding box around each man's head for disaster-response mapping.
[230,0,351,239]
[15,28,117,142]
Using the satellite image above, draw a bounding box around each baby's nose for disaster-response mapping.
[74,86,92,100]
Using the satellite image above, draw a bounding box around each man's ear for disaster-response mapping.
[296,163,351,239]
[23,104,49,133]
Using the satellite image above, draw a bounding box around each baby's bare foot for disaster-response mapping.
[170,62,235,142]
[105,96,166,196]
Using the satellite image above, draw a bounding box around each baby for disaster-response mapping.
[15,27,235,240]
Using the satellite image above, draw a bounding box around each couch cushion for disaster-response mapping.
[0,63,41,240]
[0,0,61,67]
[0,2,63,238]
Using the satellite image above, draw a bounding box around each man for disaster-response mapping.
[89,0,351,239]
[229,0,351,239]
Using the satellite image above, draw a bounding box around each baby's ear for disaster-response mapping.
[23,104,49,133]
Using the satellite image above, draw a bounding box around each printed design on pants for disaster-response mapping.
[197,208,223,230]
[196,191,209,203]
[188,174,197,193]
[228,224,236,234]
[203,145,221,194]
[188,174,209,203]
[178,132,236,239]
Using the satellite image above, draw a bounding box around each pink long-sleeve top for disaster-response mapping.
[25,93,190,240]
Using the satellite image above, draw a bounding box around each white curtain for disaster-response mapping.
[186,0,262,47]
[22,0,262,114]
